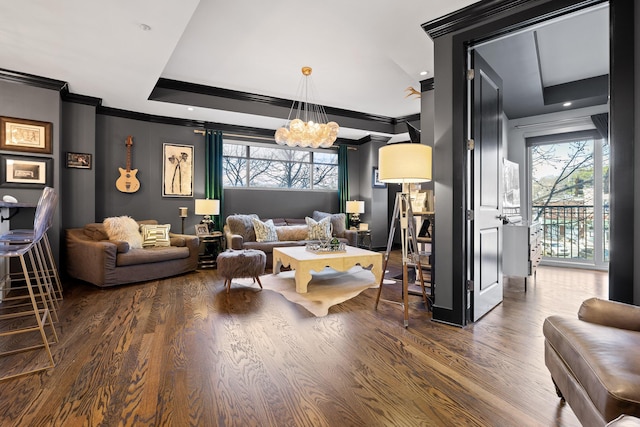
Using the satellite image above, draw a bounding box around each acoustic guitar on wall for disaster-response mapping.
[115,135,140,193]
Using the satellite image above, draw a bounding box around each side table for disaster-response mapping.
[354,229,372,250]
[198,232,225,269]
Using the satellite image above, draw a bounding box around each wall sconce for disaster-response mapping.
[178,207,188,234]
[195,199,220,233]
[345,200,365,230]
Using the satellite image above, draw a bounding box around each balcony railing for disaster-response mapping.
[532,204,609,261]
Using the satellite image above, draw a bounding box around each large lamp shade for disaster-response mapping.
[195,199,220,215]
[378,143,432,183]
[345,200,365,214]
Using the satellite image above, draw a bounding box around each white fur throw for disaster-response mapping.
[103,216,143,249]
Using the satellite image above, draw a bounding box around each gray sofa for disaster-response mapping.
[223,212,357,269]
[65,219,199,287]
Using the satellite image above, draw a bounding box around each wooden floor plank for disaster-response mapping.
[0,256,606,426]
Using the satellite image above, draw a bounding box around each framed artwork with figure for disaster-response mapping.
[162,143,194,197]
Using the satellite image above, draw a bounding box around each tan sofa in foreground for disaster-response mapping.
[543,298,640,427]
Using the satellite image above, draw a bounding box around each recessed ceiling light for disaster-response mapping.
[187,107,194,111]
[139,23,151,31]
[420,70,429,76]
[563,102,572,107]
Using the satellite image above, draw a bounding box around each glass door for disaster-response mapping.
[528,131,609,269]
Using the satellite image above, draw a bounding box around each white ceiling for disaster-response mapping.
[0,1,609,139]
[0,0,478,140]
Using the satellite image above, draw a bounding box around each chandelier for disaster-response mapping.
[274,66,339,148]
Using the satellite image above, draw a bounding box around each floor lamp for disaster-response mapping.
[375,142,432,327]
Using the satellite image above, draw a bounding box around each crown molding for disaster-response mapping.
[152,78,400,126]
[60,87,102,107]
[0,68,67,91]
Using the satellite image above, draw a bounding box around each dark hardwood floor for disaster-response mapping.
[0,253,607,426]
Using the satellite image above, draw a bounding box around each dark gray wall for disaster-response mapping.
[224,188,339,220]
[0,79,61,262]
[95,115,206,234]
[61,101,96,229]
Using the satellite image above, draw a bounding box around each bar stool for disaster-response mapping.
[0,188,61,317]
[0,191,58,380]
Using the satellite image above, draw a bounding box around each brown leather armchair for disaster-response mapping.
[543,298,640,427]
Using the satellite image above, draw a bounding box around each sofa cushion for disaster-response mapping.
[306,216,332,240]
[252,218,278,242]
[116,246,190,267]
[226,214,259,242]
[140,223,171,247]
[84,223,110,241]
[313,211,347,237]
[103,216,143,249]
[276,225,308,241]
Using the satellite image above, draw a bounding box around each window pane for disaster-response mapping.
[314,151,338,165]
[251,146,310,162]
[223,144,246,157]
[313,165,338,189]
[250,160,310,188]
[223,157,246,187]
[530,139,596,261]
[222,141,337,190]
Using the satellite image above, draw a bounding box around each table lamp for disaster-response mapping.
[375,142,432,327]
[195,199,220,233]
[345,200,365,229]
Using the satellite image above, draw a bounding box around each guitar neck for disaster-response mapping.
[126,136,133,171]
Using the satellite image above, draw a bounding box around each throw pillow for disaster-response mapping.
[103,216,143,249]
[313,211,347,237]
[306,216,332,240]
[140,223,171,247]
[226,214,259,242]
[252,218,278,242]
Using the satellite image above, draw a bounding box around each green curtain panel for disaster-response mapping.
[338,145,349,228]
[205,130,224,231]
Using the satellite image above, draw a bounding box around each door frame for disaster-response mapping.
[423,0,634,326]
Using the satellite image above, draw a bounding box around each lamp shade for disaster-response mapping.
[345,200,365,214]
[195,199,220,215]
[378,143,432,183]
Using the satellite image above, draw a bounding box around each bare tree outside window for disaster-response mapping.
[530,138,609,261]
[223,142,338,190]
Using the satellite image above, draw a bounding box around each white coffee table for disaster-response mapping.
[273,245,383,293]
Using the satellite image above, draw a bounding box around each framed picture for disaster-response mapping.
[0,154,53,188]
[66,152,92,169]
[195,224,209,236]
[0,116,52,154]
[372,167,387,188]
[163,143,194,197]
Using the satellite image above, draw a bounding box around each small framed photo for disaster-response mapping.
[0,116,52,154]
[0,154,53,188]
[195,224,210,236]
[66,152,92,169]
[372,167,386,188]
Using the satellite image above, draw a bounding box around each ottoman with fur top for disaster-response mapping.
[216,249,266,293]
